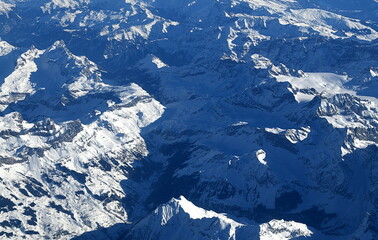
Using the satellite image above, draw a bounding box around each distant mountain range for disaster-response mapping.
[0,0,377,239]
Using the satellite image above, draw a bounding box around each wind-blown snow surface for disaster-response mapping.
[0,0,377,239]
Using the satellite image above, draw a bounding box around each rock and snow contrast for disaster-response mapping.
[124,196,313,240]
[0,40,164,239]
[0,0,377,239]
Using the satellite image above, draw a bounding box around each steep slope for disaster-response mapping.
[0,40,164,239]
[124,196,313,240]
[127,57,378,239]
[0,0,377,240]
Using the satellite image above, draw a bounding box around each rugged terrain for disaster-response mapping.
[0,0,377,239]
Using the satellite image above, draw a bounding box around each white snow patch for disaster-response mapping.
[175,196,244,237]
[256,149,267,165]
[265,127,285,134]
[0,47,43,110]
[279,72,378,105]
[231,121,248,126]
[276,72,352,102]
[152,56,168,68]
[281,8,378,41]
[251,54,273,69]
[370,68,378,77]
[0,2,14,16]
[259,219,312,240]
[0,41,16,56]
[285,127,311,144]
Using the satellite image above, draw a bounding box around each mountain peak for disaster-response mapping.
[48,40,68,52]
[0,40,16,56]
[0,1,14,16]
[0,0,377,239]
[125,196,314,240]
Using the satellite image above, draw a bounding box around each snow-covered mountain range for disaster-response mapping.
[0,0,377,239]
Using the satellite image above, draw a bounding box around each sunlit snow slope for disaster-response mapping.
[0,0,377,239]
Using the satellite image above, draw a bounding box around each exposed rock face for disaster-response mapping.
[124,196,312,240]
[0,0,377,239]
[0,40,164,239]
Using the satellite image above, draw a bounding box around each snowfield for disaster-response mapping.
[0,0,377,239]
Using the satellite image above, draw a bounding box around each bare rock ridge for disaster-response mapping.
[0,0,377,239]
